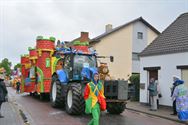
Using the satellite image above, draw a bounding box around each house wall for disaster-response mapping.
[140,52,188,106]
[132,22,158,73]
[132,60,140,73]
[92,21,159,79]
[132,21,148,53]
[147,27,158,45]
[93,25,133,80]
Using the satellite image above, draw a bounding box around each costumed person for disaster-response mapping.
[172,79,188,121]
[170,76,179,115]
[60,41,70,51]
[0,74,8,118]
[56,40,61,50]
[148,78,158,111]
[84,70,106,125]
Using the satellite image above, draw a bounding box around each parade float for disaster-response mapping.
[21,33,128,115]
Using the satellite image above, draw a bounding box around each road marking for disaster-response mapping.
[49,111,63,115]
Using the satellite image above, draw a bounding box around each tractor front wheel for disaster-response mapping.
[65,83,85,115]
[50,76,64,108]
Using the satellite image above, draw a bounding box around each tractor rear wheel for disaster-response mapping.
[65,83,85,115]
[50,76,64,108]
[107,102,125,114]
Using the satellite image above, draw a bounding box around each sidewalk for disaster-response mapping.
[0,87,24,125]
[126,101,188,124]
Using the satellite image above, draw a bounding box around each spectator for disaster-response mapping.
[16,77,21,94]
[170,76,179,115]
[0,74,8,118]
[155,80,162,109]
[148,78,158,111]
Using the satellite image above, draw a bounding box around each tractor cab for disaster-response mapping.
[62,53,97,82]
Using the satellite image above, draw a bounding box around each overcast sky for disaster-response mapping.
[0,0,188,67]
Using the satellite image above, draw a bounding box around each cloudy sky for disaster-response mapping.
[0,0,188,67]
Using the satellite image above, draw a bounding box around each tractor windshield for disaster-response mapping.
[73,55,97,80]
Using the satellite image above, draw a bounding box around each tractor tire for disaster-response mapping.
[107,102,125,114]
[50,76,64,108]
[65,83,85,115]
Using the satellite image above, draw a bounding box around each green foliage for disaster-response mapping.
[49,37,56,42]
[36,36,56,42]
[36,36,43,40]
[14,63,22,70]
[73,41,89,46]
[28,47,35,51]
[0,58,12,76]
[129,74,140,101]
[129,74,140,84]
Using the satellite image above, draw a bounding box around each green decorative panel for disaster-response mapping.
[46,58,50,67]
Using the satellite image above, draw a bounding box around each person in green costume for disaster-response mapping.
[84,71,105,125]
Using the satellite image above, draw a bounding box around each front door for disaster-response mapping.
[149,70,158,80]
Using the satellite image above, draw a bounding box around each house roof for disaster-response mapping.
[90,17,160,44]
[140,12,188,57]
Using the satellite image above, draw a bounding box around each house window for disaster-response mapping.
[132,53,139,60]
[137,32,143,39]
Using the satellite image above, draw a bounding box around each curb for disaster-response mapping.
[126,108,188,125]
[9,95,31,125]
[19,109,30,125]
[10,100,30,125]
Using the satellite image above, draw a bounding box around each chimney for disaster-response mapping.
[105,24,113,33]
[80,32,89,42]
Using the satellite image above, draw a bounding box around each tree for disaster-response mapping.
[0,58,12,76]
[14,63,22,70]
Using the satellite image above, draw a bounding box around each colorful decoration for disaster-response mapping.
[21,36,55,94]
[21,35,97,95]
[98,63,111,81]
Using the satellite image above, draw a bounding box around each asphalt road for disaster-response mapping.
[8,87,184,125]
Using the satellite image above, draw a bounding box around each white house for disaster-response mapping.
[139,12,188,106]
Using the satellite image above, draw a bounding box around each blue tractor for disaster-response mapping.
[50,41,128,115]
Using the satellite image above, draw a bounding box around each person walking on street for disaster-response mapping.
[16,77,21,94]
[84,70,106,125]
[172,79,188,121]
[170,76,179,115]
[148,78,158,111]
[0,74,8,118]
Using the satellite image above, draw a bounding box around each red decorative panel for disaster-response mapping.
[24,82,35,93]
[43,80,51,93]
[29,49,38,57]
[36,40,55,50]
[37,51,52,93]
[73,46,89,53]
[21,56,30,64]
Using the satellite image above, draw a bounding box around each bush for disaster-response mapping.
[129,74,140,101]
